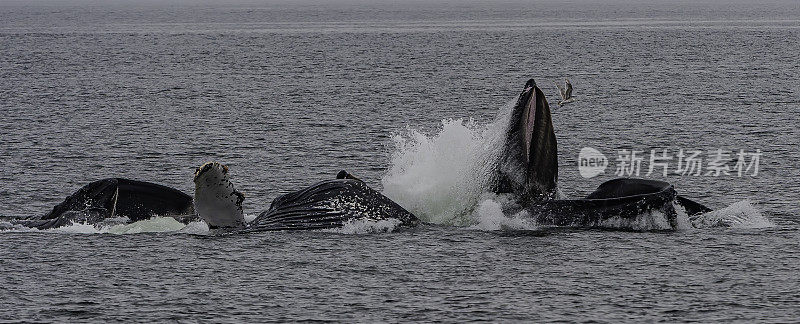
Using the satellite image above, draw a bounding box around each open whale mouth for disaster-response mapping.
[512,78,558,198]
[519,80,539,164]
[194,162,228,182]
[192,161,246,229]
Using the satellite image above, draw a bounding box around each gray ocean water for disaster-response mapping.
[1,1,799,322]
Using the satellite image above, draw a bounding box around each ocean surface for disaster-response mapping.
[1,0,799,322]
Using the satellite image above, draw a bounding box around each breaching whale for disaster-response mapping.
[8,178,195,230]
[493,78,711,228]
[193,162,419,232]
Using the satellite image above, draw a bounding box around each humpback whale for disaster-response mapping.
[193,162,419,232]
[496,78,559,202]
[7,164,417,232]
[494,78,710,228]
[193,162,246,229]
[8,178,195,230]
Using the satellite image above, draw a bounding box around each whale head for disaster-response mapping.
[496,78,558,201]
[193,162,246,229]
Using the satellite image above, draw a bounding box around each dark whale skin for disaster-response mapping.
[245,179,419,232]
[495,79,711,229]
[15,178,194,230]
[531,178,710,229]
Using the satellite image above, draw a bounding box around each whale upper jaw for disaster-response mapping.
[193,162,246,229]
[496,78,559,202]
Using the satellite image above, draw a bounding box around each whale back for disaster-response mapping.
[585,178,711,216]
[113,179,195,221]
[585,178,672,200]
[38,178,194,228]
[248,179,419,231]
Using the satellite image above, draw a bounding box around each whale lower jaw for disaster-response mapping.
[531,189,678,229]
[193,162,246,229]
[193,189,246,229]
[193,201,246,229]
[495,79,558,201]
[526,178,711,230]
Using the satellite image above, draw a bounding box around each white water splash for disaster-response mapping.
[599,209,673,230]
[689,200,771,228]
[467,194,539,231]
[379,101,771,231]
[0,216,213,235]
[382,110,512,226]
[49,217,193,234]
[0,221,35,232]
[177,221,212,235]
[105,217,188,234]
[381,100,559,230]
[673,202,694,230]
[48,222,104,234]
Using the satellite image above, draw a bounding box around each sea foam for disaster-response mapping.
[379,102,771,231]
[381,106,513,226]
[689,200,771,229]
